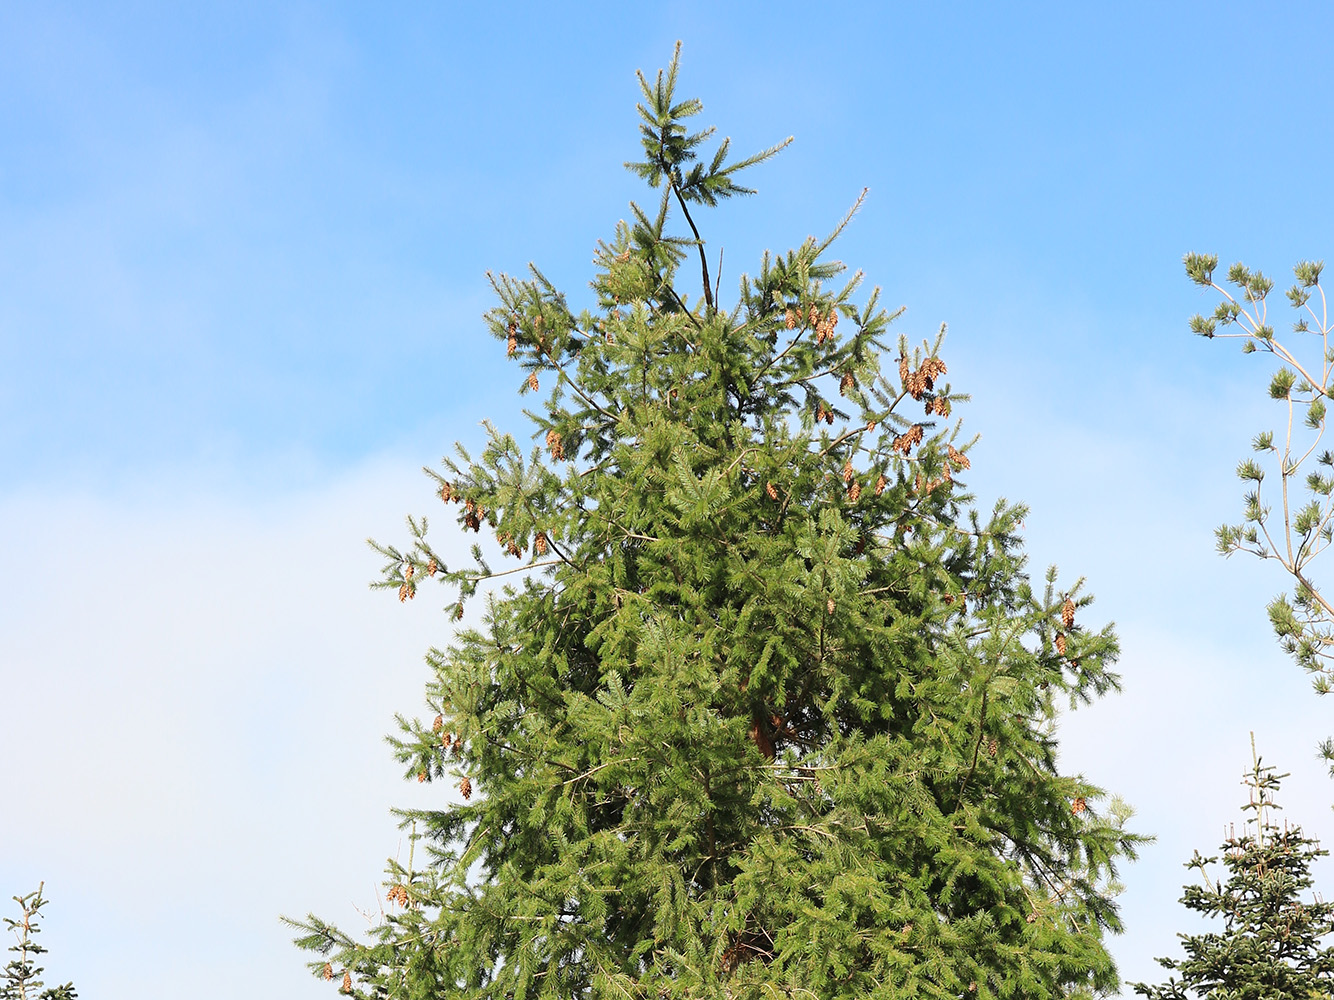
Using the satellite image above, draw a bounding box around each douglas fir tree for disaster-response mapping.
[289,44,1143,999]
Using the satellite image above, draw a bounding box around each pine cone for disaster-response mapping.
[546,429,564,461]
[1061,598,1076,630]
[439,482,453,502]
[840,372,855,395]
[534,533,548,556]
[847,481,861,503]
[809,304,820,326]
[824,408,835,425]
[1071,797,1087,815]
[454,603,464,620]
[507,332,517,356]
[341,971,352,992]
[765,481,778,500]
[843,458,854,482]
[988,737,999,757]
[898,355,910,383]
[427,557,437,576]
[460,776,472,800]
[1055,633,1067,656]
[875,474,887,496]
[826,598,835,615]
[784,308,797,330]
[866,420,876,432]
[398,583,408,603]
[453,734,464,752]
[417,770,427,783]
[947,445,970,470]
[527,371,539,392]
[432,714,444,733]
[322,964,334,981]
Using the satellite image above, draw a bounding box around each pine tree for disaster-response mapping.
[2,885,77,1000]
[1132,743,1334,999]
[288,43,1143,999]
[1183,253,1334,770]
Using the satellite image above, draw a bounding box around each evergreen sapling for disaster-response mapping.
[1132,743,1334,999]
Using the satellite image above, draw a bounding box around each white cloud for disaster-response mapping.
[0,456,474,998]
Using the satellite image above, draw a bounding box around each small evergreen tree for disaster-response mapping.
[288,44,1143,999]
[2,885,76,1000]
[1132,744,1334,999]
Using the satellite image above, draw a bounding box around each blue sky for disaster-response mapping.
[5,3,1334,997]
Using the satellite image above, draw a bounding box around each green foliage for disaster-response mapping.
[287,44,1144,999]
[1132,747,1334,999]
[2,885,76,1000]
[1186,252,1334,770]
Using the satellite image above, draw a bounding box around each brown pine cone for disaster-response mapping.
[460,776,472,800]
[1061,598,1076,629]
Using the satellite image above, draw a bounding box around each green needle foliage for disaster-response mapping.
[1132,745,1334,999]
[2,885,76,1000]
[288,43,1143,1000]
[1184,252,1334,770]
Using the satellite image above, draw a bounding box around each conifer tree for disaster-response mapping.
[289,44,1143,999]
[2,885,77,1000]
[1184,253,1334,769]
[1132,745,1334,999]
